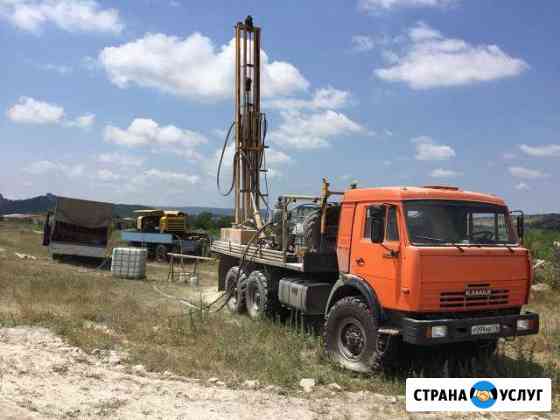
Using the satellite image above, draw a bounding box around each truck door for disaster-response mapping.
[350,203,402,308]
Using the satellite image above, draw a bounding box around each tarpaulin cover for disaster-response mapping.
[54,196,113,229]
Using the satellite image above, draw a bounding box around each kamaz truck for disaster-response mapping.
[213,184,539,372]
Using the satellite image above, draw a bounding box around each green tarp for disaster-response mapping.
[54,196,112,229]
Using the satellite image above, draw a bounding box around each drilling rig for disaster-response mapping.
[220,15,265,242]
[211,16,539,373]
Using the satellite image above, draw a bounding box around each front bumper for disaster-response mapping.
[400,311,539,345]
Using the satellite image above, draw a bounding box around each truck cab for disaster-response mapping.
[333,186,538,347]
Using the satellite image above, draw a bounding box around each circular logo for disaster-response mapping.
[470,381,498,409]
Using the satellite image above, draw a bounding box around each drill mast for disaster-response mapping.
[234,16,264,229]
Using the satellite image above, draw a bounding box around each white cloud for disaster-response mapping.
[104,118,207,158]
[412,136,455,161]
[359,0,456,10]
[265,149,292,165]
[143,169,199,185]
[509,166,548,180]
[0,0,124,34]
[65,113,95,128]
[269,110,365,149]
[264,87,351,111]
[375,22,528,89]
[40,63,72,74]
[97,153,144,167]
[6,96,64,124]
[351,35,375,52]
[6,96,95,130]
[430,168,461,178]
[519,144,560,158]
[96,169,120,181]
[515,182,530,191]
[24,160,84,177]
[24,160,59,174]
[99,33,309,101]
[502,152,516,160]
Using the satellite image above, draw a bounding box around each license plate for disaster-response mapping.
[471,324,500,335]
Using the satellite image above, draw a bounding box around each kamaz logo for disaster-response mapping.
[465,287,491,298]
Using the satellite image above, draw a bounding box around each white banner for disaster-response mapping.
[406,378,551,412]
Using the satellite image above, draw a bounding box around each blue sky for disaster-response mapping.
[1,0,559,213]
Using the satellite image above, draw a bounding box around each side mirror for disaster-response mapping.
[368,205,385,243]
[510,210,524,243]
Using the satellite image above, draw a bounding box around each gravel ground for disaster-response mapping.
[0,327,553,420]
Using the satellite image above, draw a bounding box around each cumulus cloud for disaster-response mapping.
[519,144,560,158]
[264,87,351,111]
[6,96,95,129]
[24,160,84,177]
[104,118,207,159]
[97,153,144,167]
[269,110,365,149]
[99,33,309,101]
[509,166,548,180]
[0,0,124,34]
[359,0,456,10]
[6,96,64,124]
[412,136,455,161]
[375,22,528,89]
[430,168,461,178]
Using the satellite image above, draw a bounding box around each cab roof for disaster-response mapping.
[343,186,506,207]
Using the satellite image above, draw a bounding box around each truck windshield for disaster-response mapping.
[404,200,516,246]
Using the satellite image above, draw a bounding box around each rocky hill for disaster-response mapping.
[0,193,232,218]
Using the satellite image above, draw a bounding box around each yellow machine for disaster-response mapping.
[134,209,187,234]
[125,209,209,260]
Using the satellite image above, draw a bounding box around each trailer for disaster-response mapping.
[43,196,112,260]
[210,16,539,373]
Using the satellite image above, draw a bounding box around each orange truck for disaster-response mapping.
[212,184,539,372]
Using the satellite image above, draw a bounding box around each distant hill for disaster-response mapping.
[0,193,233,218]
[0,193,57,215]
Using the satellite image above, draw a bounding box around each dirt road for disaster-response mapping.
[0,327,551,420]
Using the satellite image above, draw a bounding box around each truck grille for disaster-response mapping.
[440,284,509,309]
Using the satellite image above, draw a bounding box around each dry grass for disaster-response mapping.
[0,219,558,400]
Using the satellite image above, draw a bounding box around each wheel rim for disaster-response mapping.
[248,284,261,316]
[227,284,238,309]
[337,317,366,361]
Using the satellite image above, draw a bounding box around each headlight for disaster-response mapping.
[430,325,448,338]
[516,319,531,331]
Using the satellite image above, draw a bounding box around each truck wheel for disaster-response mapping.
[224,266,246,314]
[245,270,272,320]
[155,244,168,262]
[323,296,379,373]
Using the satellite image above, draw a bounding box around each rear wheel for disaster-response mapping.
[224,266,246,314]
[323,296,380,373]
[245,271,267,319]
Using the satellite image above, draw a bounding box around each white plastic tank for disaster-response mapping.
[111,247,147,280]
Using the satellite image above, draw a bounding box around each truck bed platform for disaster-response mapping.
[211,240,337,273]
